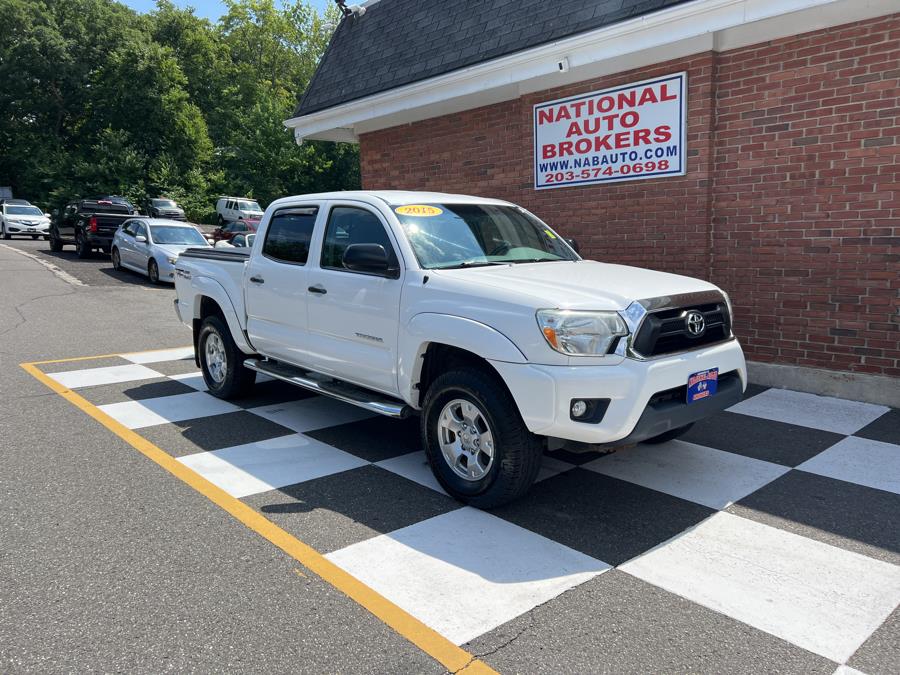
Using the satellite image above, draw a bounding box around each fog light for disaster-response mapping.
[571,400,588,418]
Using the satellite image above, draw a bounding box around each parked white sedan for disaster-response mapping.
[112,218,210,284]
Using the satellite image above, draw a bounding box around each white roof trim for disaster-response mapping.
[286,0,897,143]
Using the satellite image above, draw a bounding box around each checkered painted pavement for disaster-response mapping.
[42,348,900,672]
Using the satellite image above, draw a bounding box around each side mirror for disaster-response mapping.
[44,212,51,218]
[343,243,392,275]
[135,235,147,243]
[565,237,581,254]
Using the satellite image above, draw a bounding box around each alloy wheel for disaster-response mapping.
[437,398,496,481]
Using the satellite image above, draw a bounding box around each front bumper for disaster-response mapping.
[6,222,49,234]
[490,338,747,445]
[156,256,177,282]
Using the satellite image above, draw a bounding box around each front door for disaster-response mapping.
[244,204,321,363]
[304,204,404,395]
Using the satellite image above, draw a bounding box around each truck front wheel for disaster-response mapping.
[421,368,543,508]
[198,315,256,399]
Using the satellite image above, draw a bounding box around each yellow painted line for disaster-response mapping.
[22,359,497,675]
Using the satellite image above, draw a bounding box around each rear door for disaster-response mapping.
[59,203,78,242]
[303,202,404,394]
[244,204,322,363]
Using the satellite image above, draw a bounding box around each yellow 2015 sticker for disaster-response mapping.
[395,205,443,217]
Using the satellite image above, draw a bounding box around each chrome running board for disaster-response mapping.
[243,358,413,419]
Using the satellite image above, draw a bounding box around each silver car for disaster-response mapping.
[112,218,210,284]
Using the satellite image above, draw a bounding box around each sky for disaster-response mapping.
[122,0,332,22]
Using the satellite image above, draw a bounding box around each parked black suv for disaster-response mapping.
[50,197,143,258]
[144,197,186,220]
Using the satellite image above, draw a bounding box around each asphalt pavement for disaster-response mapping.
[0,239,444,673]
[1,237,898,674]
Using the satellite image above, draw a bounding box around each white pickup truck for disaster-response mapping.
[174,191,746,506]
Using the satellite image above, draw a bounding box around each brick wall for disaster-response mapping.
[360,14,900,377]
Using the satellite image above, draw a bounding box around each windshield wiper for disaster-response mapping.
[438,260,509,269]
[506,258,563,264]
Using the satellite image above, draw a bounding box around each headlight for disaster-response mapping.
[167,256,178,265]
[536,309,628,356]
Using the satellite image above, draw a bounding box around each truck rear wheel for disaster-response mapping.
[75,233,91,259]
[198,315,256,399]
[421,367,543,508]
[49,235,63,251]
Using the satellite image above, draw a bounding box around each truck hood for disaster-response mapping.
[432,260,719,310]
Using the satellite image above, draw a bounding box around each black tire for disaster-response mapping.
[217,215,224,226]
[421,367,543,508]
[642,423,694,445]
[147,259,160,284]
[43,235,50,241]
[31,234,38,240]
[75,232,91,258]
[2,226,9,240]
[49,235,63,251]
[111,247,122,271]
[198,315,256,399]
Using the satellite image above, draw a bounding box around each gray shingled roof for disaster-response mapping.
[294,0,694,118]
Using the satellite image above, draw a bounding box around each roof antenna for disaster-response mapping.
[335,1,366,18]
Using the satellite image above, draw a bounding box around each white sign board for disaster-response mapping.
[533,72,687,190]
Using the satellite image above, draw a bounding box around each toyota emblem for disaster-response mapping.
[686,310,706,337]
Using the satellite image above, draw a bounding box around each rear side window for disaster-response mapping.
[321,207,397,271]
[263,207,318,264]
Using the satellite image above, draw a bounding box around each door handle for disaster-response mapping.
[308,285,327,295]
[249,275,265,284]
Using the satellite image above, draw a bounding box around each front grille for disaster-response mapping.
[633,301,731,357]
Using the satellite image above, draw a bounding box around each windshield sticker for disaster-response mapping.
[395,205,443,217]
[544,229,557,239]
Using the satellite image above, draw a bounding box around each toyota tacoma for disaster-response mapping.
[173,191,746,507]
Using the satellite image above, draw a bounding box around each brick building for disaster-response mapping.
[287,0,899,403]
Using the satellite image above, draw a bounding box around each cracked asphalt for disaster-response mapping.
[0,240,448,673]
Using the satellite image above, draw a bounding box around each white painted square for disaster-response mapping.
[46,364,163,389]
[728,389,888,435]
[326,507,609,645]
[376,451,448,495]
[798,436,900,495]
[247,396,374,433]
[620,512,900,663]
[583,440,789,509]
[122,346,195,364]
[98,392,240,429]
[177,433,368,498]
[169,372,207,391]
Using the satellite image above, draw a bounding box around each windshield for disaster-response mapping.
[150,226,207,246]
[151,199,177,208]
[238,200,262,212]
[394,203,578,270]
[6,206,43,216]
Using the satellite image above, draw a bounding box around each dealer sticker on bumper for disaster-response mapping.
[687,368,718,403]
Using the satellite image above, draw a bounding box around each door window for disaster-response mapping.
[321,207,398,273]
[262,207,318,264]
[133,223,147,240]
[122,221,137,237]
